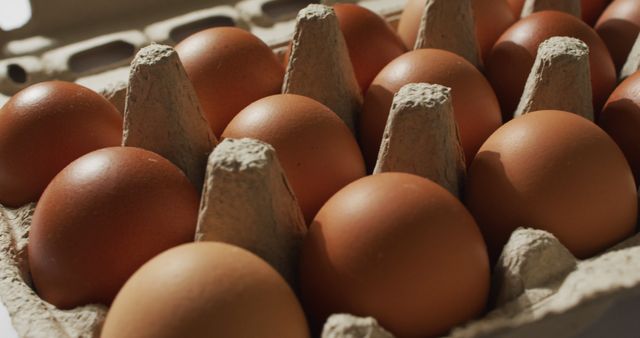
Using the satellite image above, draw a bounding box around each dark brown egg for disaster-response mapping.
[582,0,611,26]
[359,48,502,170]
[28,147,199,309]
[102,242,310,338]
[487,11,616,120]
[0,81,122,207]
[222,94,366,223]
[595,0,640,71]
[300,172,490,337]
[175,27,284,137]
[333,3,408,93]
[397,0,516,62]
[465,110,637,261]
[600,71,640,185]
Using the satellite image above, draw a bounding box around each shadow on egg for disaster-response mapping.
[596,19,640,72]
[486,40,534,122]
[465,150,524,264]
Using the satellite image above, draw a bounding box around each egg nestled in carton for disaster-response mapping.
[1,0,640,338]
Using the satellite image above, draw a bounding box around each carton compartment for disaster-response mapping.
[1,1,639,338]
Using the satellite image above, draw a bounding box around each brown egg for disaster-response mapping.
[175,27,284,137]
[506,0,524,19]
[102,242,310,338]
[333,4,407,93]
[582,0,611,26]
[222,94,365,223]
[359,48,502,170]
[396,0,515,62]
[507,0,610,26]
[487,11,616,120]
[300,172,490,338]
[600,71,640,185]
[465,110,637,261]
[0,81,122,207]
[595,0,640,71]
[28,147,199,309]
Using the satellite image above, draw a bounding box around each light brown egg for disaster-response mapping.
[600,71,640,185]
[465,110,637,261]
[0,81,122,207]
[222,94,366,223]
[487,11,616,120]
[300,172,490,338]
[175,27,284,137]
[102,242,310,338]
[397,0,516,62]
[359,48,502,170]
[28,147,199,309]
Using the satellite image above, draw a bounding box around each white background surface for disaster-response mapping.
[0,301,18,338]
[0,0,32,31]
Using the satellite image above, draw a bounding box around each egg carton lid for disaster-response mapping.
[1,1,640,338]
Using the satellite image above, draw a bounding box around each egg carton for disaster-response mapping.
[0,0,405,110]
[1,0,640,337]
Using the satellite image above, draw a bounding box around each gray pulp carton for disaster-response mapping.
[1,1,639,337]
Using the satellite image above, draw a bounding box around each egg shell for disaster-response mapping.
[397,0,515,62]
[595,0,640,72]
[487,11,616,120]
[101,242,310,338]
[507,0,610,26]
[600,71,640,185]
[222,94,365,223]
[332,4,407,93]
[28,146,200,309]
[175,27,284,137]
[0,81,122,207]
[299,172,490,338]
[359,48,502,169]
[465,110,637,261]
[506,0,524,18]
[582,0,611,26]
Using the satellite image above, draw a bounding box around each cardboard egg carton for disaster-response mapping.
[1,0,640,337]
